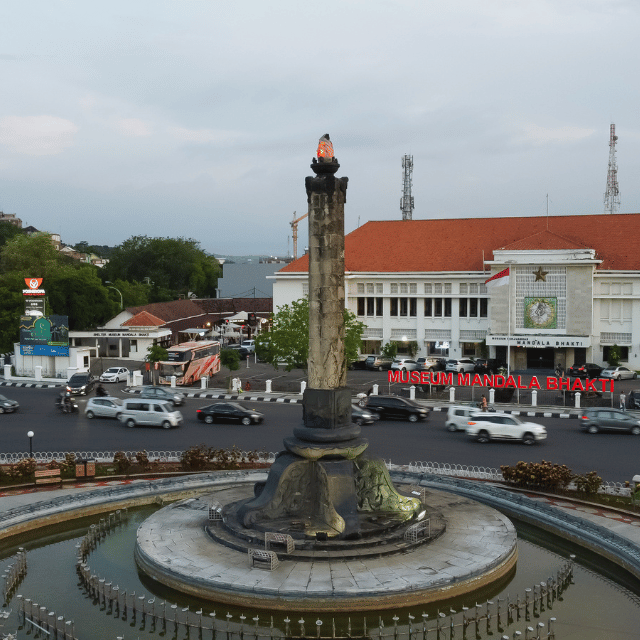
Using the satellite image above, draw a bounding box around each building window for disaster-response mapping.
[410,298,417,316]
[460,283,468,295]
[357,283,365,294]
[603,345,629,362]
[366,283,374,294]
[357,298,365,316]
[444,283,452,294]
[434,283,442,295]
[359,297,383,317]
[376,283,383,294]
[425,298,450,317]
[480,298,488,317]
[390,298,398,316]
[462,342,477,357]
[400,298,408,316]
[400,283,408,294]
[410,283,417,294]
[366,297,375,316]
[459,299,467,317]
[424,298,432,316]
[469,298,478,317]
[434,298,442,316]
[424,283,432,295]
[390,283,398,295]
[469,283,478,295]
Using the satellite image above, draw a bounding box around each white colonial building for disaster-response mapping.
[272,213,640,372]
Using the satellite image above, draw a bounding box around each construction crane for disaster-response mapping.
[290,210,309,260]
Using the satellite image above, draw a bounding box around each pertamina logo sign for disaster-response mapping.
[23,278,45,296]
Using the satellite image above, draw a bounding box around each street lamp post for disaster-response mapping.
[27,430,34,457]
[504,260,516,378]
[105,281,124,310]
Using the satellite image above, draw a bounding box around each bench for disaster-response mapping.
[34,469,62,486]
[265,532,294,553]
[404,519,431,543]
[248,548,279,570]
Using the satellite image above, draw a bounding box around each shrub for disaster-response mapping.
[135,450,150,471]
[180,444,211,471]
[573,471,603,495]
[501,460,573,492]
[113,451,132,475]
[7,458,37,480]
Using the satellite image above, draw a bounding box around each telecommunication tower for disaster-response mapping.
[400,155,414,220]
[604,124,620,214]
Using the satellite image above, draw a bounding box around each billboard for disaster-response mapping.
[19,315,70,356]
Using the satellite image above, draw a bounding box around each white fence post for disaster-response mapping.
[170,375,177,388]
[489,388,495,404]
[449,386,455,403]
[372,384,379,396]
[201,376,208,390]
[409,385,415,400]
[300,380,307,395]
[531,389,537,407]
[575,391,581,408]
[265,379,272,393]
[4,364,12,379]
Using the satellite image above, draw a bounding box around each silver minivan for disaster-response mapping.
[118,399,183,429]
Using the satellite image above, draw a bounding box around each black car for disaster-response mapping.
[628,390,640,410]
[365,395,429,422]
[567,363,603,379]
[351,404,379,425]
[225,345,251,359]
[473,359,489,374]
[66,373,97,395]
[579,408,640,435]
[196,402,264,425]
[0,394,19,413]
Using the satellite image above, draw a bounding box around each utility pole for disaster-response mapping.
[400,155,414,220]
[604,124,620,214]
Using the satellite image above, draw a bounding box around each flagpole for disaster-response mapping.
[505,261,515,377]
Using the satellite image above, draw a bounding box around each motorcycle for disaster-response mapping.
[56,397,79,413]
[95,385,108,397]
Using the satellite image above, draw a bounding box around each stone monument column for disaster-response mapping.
[236,135,418,538]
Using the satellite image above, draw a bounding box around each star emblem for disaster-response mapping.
[533,266,548,282]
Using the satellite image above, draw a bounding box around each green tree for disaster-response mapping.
[0,233,66,278]
[0,223,23,249]
[607,344,622,366]
[147,344,169,363]
[257,297,366,372]
[380,341,398,359]
[220,348,241,392]
[103,236,220,299]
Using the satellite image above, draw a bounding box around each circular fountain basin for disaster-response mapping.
[135,482,517,611]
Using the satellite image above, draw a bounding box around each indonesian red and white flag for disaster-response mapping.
[485,267,510,289]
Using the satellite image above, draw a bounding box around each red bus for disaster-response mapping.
[158,341,220,386]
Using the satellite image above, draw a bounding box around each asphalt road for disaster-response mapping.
[2,384,639,483]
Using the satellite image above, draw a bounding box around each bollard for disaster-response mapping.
[449,386,455,403]
[489,387,495,404]
[531,389,537,407]
[266,379,272,393]
[171,375,177,388]
[409,385,416,400]
[201,376,208,390]
[574,391,581,408]
[372,383,379,395]
[301,380,307,394]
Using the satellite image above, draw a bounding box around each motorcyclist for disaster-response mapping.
[96,383,107,397]
[63,392,72,413]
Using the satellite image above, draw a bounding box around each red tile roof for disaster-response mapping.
[278,213,640,273]
[122,311,166,327]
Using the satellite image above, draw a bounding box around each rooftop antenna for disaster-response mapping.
[604,124,620,214]
[400,155,414,220]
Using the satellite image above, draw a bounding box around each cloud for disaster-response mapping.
[0,115,78,156]
[168,126,245,146]
[515,124,596,146]
[114,118,152,137]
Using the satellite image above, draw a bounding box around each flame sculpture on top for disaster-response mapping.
[316,133,334,160]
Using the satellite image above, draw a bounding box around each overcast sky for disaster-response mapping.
[2,1,639,257]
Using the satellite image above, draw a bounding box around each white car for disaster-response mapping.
[100,367,130,383]
[445,405,478,432]
[600,366,637,381]
[85,397,123,419]
[390,358,419,372]
[445,358,476,373]
[465,412,547,445]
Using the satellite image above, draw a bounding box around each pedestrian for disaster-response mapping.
[620,392,626,412]
[480,394,488,412]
